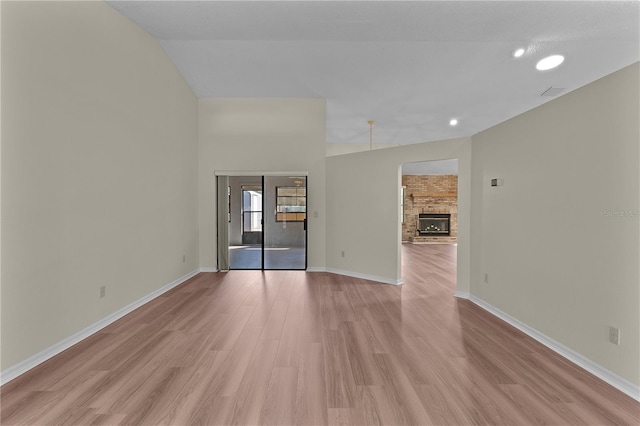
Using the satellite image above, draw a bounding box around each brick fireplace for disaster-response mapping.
[402,174,457,243]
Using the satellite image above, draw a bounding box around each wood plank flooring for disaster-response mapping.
[2,243,639,425]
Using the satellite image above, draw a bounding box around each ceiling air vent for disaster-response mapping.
[540,87,566,97]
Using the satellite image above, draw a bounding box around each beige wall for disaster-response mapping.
[325,138,472,288]
[1,1,4,371]
[198,98,326,270]
[470,63,639,386]
[327,143,401,157]
[1,1,199,370]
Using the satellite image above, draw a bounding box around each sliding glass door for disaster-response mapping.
[217,174,307,270]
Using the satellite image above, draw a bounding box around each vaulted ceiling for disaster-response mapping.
[108,1,640,145]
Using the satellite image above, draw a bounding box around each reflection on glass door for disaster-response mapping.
[264,176,307,270]
[241,187,262,243]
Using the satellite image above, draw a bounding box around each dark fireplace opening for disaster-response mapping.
[418,213,451,236]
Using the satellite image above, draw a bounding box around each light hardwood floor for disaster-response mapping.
[1,244,639,425]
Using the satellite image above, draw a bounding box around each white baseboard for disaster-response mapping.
[0,269,201,386]
[454,290,470,299]
[325,267,403,286]
[199,267,219,273]
[305,266,326,273]
[468,295,640,402]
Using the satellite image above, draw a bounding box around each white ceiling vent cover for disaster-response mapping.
[541,87,567,97]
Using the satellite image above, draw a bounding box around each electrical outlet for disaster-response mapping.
[484,273,489,283]
[99,286,106,298]
[182,254,186,263]
[341,250,345,258]
[609,326,620,345]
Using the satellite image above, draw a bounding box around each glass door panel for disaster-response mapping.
[228,176,263,269]
[263,176,307,270]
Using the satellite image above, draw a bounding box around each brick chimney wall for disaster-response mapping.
[402,175,458,243]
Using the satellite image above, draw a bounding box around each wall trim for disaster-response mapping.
[468,295,640,402]
[0,269,200,386]
[454,290,470,299]
[325,267,403,286]
[305,267,326,273]
[214,170,308,177]
[199,267,219,273]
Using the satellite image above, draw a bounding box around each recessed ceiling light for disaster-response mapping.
[513,48,525,58]
[536,54,565,71]
[449,119,458,126]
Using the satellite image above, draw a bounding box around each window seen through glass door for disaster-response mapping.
[242,188,262,232]
[276,186,306,222]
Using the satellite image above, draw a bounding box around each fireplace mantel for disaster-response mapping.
[411,192,456,198]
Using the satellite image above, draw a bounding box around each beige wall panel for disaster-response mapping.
[198,98,326,270]
[325,137,471,288]
[470,63,639,385]
[1,1,199,370]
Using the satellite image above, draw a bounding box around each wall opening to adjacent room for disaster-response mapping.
[400,159,459,286]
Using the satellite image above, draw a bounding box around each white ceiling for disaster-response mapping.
[107,1,640,145]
